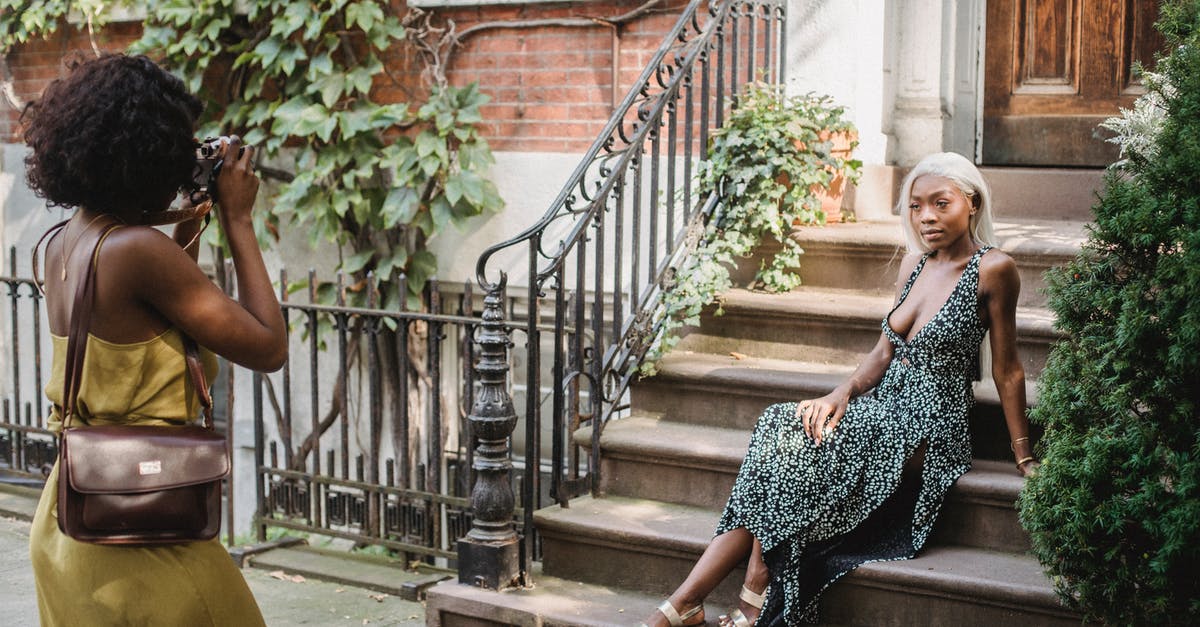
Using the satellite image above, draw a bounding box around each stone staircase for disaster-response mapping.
[425,167,1099,626]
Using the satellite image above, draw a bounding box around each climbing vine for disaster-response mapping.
[2,0,503,308]
[642,81,860,374]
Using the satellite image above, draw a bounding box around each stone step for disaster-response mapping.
[585,416,1030,553]
[980,167,1104,222]
[632,351,1041,461]
[730,217,1086,309]
[535,495,1077,626]
[678,286,1058,378]
[426,567,676,627]
[847,164,1103,223]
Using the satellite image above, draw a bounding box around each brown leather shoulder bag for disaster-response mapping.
[54,224,229,544]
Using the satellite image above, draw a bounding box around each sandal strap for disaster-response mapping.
[656,599,702,626]
[724,609,752,627]
[739,584,767,609]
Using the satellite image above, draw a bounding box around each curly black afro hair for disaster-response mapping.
[21,54,203,219]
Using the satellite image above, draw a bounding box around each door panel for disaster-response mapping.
[983,0,1164,166]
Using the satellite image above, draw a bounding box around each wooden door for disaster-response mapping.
[983,0,1164,166]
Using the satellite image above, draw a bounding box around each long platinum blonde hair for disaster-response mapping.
[894,152,999,380]
[896,152,997,254]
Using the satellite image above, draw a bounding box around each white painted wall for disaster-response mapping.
[786,0,890,165]
[786,0,982,167]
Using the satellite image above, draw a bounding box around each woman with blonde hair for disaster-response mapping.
[643,152,1035,626]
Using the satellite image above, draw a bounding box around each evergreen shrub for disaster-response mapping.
[1017,2,1200,623]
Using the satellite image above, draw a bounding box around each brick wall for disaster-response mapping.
[0,22,142,141]
[433,0,687,152]
[1,1,688,153]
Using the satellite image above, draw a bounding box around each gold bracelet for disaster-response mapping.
[1015,456,1035,470]
[1009,436,1030,453]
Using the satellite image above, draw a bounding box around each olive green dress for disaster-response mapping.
[29,328,265,626]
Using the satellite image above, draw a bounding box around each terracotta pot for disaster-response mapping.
[789,130,857,224]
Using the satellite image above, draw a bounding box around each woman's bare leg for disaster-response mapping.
[726,538,770,625]
[643,527,755,626]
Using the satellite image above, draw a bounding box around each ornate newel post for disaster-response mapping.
[457,282,521,589]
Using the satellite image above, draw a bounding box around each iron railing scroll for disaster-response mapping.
[466,0,785,589]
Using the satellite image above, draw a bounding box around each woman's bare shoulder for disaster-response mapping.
[979,248,1020,293]
[892,251,926,298]
[99,225,203,283]
[979,248,1018,276]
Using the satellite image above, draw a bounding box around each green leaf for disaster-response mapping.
[313,73,346,108]
[406,250,438,288]
[430,196,452,230]
[342,249,375,274]
[382,187,421,224]
[345,1,383,32]
[253,36,282,68]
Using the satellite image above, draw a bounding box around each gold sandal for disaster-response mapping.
[639,598,703,626]
[719,584,767,627]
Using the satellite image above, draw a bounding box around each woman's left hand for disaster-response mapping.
[1018,459,1040,478]
[797,388,849,446]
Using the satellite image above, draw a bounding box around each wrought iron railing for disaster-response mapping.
[0,248,54,484]
[249,270,511,560]
[461,0,784,589]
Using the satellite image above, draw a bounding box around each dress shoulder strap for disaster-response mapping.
[896,252,932,303]
[30,219,70,296]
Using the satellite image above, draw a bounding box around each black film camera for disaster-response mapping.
[190,136,246,202]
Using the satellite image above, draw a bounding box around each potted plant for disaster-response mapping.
[641,81,860,374]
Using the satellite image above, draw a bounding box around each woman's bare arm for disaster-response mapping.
[799,252,922,444]
[128,139,286,371]
[981,252,1034,475]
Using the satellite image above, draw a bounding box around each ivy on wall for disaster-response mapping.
[1,0,504,309]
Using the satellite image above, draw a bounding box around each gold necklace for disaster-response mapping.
[60,213,109,281]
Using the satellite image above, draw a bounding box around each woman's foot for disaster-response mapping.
[641,595,705,627]
[719,583,767,626]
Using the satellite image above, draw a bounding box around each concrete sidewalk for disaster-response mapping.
[0,485,437,626]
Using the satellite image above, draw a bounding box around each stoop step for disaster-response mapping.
[583,416,1031,553]
[425,568,678,627]
[534,495,1076,626]
[679,286,1058,378]
[733,217,1087,309]
[846,164,1103,224]
[631,351,1041,462]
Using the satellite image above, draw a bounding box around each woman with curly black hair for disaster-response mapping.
[25,53,285,625]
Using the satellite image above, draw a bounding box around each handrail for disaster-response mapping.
[474,0,716,291]
[459,0,785,589]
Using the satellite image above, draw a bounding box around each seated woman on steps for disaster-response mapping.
[641,152,1038,627]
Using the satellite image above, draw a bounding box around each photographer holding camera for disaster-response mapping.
[24,53,284,625]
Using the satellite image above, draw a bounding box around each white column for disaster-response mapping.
[785,0,888,165]
[882,0,984,165]
[887,0,949,165]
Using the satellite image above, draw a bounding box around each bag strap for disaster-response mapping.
[184,336,215,428]
[61,225,214,430]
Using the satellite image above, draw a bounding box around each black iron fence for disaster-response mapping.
[1,248,55,484]
[250,270,513,560]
